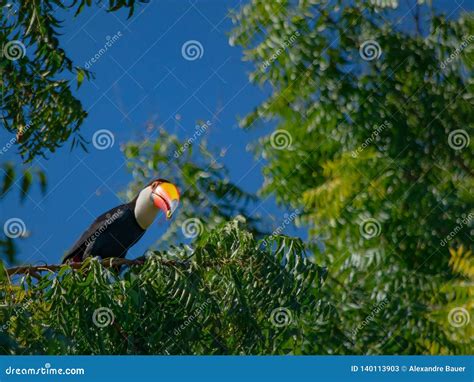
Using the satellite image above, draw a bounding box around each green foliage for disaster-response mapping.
[426,246,473,354]
[0,235,15,264]
[230,0,473,354]
[0,221,326,355]
[1,162,47,201]
[0,162,47,264]
[0,0,145,162]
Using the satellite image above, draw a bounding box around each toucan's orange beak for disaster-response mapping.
[150,182,180,220]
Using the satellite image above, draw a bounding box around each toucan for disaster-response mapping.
[62,179,180,263]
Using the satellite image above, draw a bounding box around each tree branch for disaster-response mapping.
[5,257,180,277]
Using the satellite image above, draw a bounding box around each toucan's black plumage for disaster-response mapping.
[62,179,180,264]
[62,200,144,263]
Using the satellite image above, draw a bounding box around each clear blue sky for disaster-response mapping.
[1,0,470,266]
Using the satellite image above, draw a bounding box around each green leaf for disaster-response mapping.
[19,171,33,203]
[76,69,85,89]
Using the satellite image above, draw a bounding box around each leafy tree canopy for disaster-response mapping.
[0,221,325,355]
[0,0,146,162]
[230,0,473,353]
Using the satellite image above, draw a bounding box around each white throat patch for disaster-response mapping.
[134,186,159,230]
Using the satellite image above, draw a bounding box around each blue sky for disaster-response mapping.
[1,0,471,266]
[1,0,277,266]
